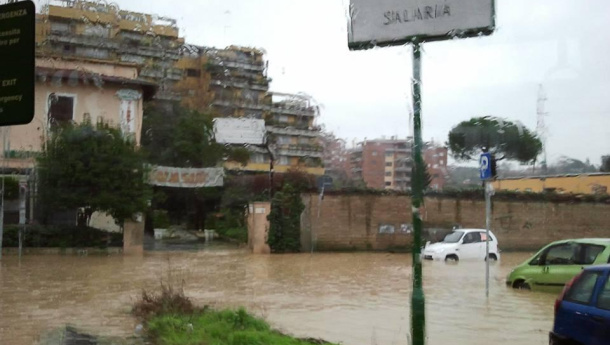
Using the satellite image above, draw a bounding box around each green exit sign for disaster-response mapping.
[0,0,35,127]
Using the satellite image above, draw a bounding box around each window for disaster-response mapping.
[597,275,610,310]
[439,152,445,157]
[385,162,392,167]
[385,152,393,157]
[298,137,310,145]
[565,271,600,305]
[385,172,392,176]
[75,47,109,59]
[544,243,578,265]
[462,232,481,244]
[250,153,267,163]
[278,156,289,165]
[48,94,74,127]
[82,25,110,38]
[576,244,605,265]
[276,136,291,145]
[372,151,378,156]
[186,69,201,78]
[277,115,289,123]
[50,22,70,34]
[479,232,493,241]
[385,182,391,186]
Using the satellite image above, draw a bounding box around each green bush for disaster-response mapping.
[0,225,122,248]
[2,176,20,200]
[153,210,171,229]
[267,184,304,253]
[223,227,248,243]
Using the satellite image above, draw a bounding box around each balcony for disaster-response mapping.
[119,45,180,60]
[140,68,165,79]
[46,33,120,49]
[275,144,323,158]
[394,166,411,172]
[210,79,269,92]
[271,104,316,117]
[212,99,267,111]
[206,58,265,72]
[266,126,320,137]
[166,68,183,81]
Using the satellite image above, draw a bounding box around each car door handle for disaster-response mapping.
[590,315,604,323]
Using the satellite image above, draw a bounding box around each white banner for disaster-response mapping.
[213,118,266,145]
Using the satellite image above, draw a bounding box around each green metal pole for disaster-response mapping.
[410,41,426,345]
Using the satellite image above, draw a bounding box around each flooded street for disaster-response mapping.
[0,250,555,345]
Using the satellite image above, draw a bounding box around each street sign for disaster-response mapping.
[479,152,492,180]
[0,1,35,126]
[348,0,494,50]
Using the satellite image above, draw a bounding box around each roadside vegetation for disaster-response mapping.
[133,282,336,345]
[0,225,122,248]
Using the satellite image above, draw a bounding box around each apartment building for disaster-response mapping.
[36,0,183,101]
[350,138,413,191]
[35,0,323,175]
[423,143,449,190]
[350,138,449,191]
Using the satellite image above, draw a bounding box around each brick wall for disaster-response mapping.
[301,193,610,252]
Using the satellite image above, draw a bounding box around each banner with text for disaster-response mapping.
[149,166,224,188]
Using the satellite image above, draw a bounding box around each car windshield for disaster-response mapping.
[443,231,465,243]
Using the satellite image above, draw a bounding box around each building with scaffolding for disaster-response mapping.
[33,0,323,175]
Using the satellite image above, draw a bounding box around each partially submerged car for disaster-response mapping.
[422,229,500,262]
[507,239,610,290]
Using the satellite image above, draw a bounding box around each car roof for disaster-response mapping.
[453,228,495,233]
[584,264,610,272]
[550,238,610,246]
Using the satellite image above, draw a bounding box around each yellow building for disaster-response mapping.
[492,173,610,195]
[1,58,156,171]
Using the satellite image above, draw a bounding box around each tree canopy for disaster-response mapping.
[447,116,542,163]
[37,121,151,226]
[602,156,610,173]
[142,102,248,168]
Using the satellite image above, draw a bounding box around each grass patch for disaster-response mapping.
[134,281,336,345]
[146,309,337,345]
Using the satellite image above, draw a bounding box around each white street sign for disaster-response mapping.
[213,118,266,145]
[348,0,494,49]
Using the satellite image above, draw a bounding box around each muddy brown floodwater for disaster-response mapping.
[0,249,556,345]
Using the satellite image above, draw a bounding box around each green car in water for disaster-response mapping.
[506,239,610,290]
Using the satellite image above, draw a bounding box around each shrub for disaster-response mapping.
[132,281,194,320]
[0,225,122,248]
[267,184,304,253]
[153,210,171,229]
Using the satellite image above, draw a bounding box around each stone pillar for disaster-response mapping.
[123,218,144,255]
[247,202,271,254]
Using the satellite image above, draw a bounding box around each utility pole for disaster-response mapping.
[410,41,425,345]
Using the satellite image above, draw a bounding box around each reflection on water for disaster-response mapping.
[0,251,555,345]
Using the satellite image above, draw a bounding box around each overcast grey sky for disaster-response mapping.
[37,0,610,166]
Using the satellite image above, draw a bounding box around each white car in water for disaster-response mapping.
[422,229,500,262]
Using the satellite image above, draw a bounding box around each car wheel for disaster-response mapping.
[486,253,498,261]
[445,254,459,262]
[513,280,531,290]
